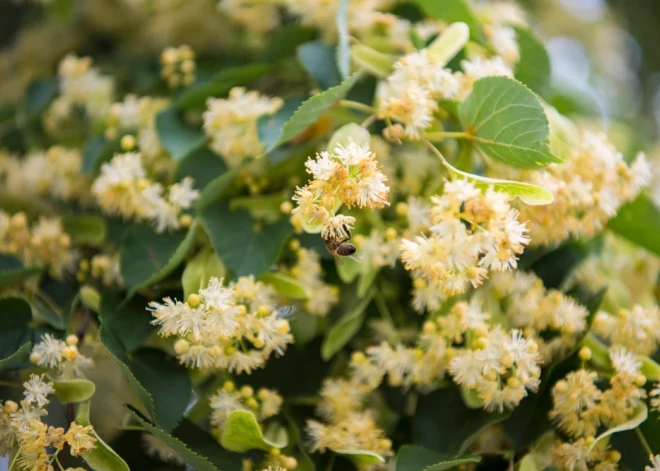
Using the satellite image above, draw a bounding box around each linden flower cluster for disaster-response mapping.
[291,141,390,239]
[150,276,293,373]
[449,327,541,412]
[377,41,513,139]
[399,180,530,305]
[549,349,647,470]
[306,379,393,461]
[30,334,93,379]
[210,381,282,430]
[500,132,650,246]
[210,381,298,470]
[92,152,199,233]
[353,228,399,269]
[161,45,196,88]
[218,0,281,34]
[86,252,124,287]
[0,211,76,279]
[282,0,394,38]
[105,95,168,161]
[347,301,542,412]
[203,87,283,168]
[0,147,87,203]
[0,374,97,470]
[571,233,660,307]
[487,271,589,362]
[287,245,339,317]
[593,304,660,356]
[45,54,113,130]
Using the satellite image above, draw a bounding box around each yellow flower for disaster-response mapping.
[64,423,97,456]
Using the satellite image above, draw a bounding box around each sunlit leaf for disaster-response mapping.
[221,410,288,452]
[459,77,561,168]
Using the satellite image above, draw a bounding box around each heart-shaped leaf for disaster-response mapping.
[221,410,288,452]
[459,76,561,168]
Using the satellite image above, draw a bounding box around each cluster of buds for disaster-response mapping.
[291,138,389,240]
[0,211,76,279]
[160,45,196,88]
[30,334,93,379]
[91,152,199,233]
[150,276,293,374]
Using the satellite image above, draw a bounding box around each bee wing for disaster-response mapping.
[348,255,361,263]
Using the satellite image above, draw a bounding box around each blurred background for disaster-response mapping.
[2,0,659,148]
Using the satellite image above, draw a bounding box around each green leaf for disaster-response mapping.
[608,194,660,257]
[415,0,482,41]
[230,192,287,223]
[260,72,362,152]
[640,356,660,381]
[336,256,361,283]
[321,290,374,360]
[257,95,307,152]
[101,323,191,432]
[63,215,107,246]
[0,297,32,366]
[0,343,30,370]
[182,248,226,299]
[52,378,96,404]
[176,64,273,109]
[427,22,470,65]
[458,76,561,168]
[175,147,227,191]
[24,79,58,118]
[396,445,446,471]
[519,454,540,471]
[129,405,243,471]
[414,387,510,455]
[264,24,317,62]
[199,201,291,278]
[82,136,121,175]
[127,348,192,431]
[357,266,379,298]
[196,169,238,211]
[0,254,41,287]
[336,0,350,79]
[120,222,198,294]
[427,457,482,471]
[221,410,287,452]
[259,272,308,299]
[350,44,396,79]
[530,237,603,289]
[155,107,206,160]
[514,27,551,97]
[76,402,130,471]
[441,157,553,205]
[333,449,385,467]
[589,403,648,453]
[396,446,482,471]
[99,292,155,352]
[298,41,342,89]
[544,104,579,162]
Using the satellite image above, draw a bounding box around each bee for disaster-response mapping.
[323,223,358,260]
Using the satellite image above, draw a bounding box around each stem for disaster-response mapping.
[424,131,471,141]
[34,289,64,317]
[361,114,377,128]
[422,138,450,167]
[77,308,91,344]
[54,454,65,471]
[339,100,376,114]
[325,454,336,471]
[0,380,22,388]
[374,291,399,343]
[635,427,654,457]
